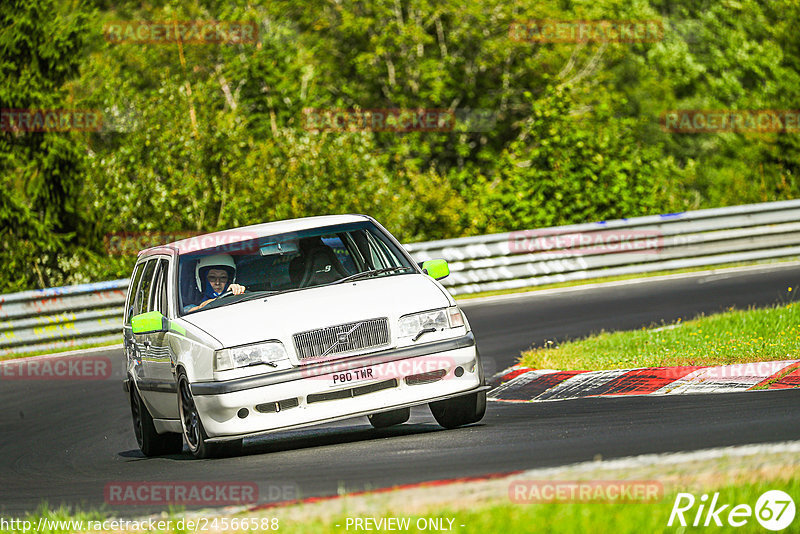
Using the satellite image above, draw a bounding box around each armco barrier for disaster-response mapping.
[2,200,799,356]
[406,198,800,294]
[0,280,128,356]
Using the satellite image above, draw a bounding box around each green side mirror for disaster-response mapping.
[131,311,168,334]
[421,259,450,280]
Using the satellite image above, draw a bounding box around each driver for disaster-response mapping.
[184,253,246,313]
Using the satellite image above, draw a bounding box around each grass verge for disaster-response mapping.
[300,479,800,534]
[519,299,800,371]
[266,478,800,534]
[4,447,798,533]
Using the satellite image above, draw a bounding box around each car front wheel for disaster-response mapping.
[177,372,242,459]
[429,390,486,429]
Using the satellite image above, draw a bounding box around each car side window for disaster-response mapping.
[124,262,145,325]
[130,259,157,319]
[158,260,169,315]
[368,228,408,268]
[148,259,170,316]
[321,235,356,273]
[178,257,200,314]
[364,230,394,269]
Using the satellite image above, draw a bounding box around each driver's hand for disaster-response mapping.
[229,283,246,295]
[194,298,214,311]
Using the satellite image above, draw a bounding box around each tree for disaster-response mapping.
[0,0,91,291]
[483,85,662,231]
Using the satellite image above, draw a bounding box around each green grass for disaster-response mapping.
[0,505,105,534]
[520,299,800,371]
[6,477,797,533]
[454,257,800,301]
[296,479,800,534]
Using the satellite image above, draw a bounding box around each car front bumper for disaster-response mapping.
[190,332,484,439]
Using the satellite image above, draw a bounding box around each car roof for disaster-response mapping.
[138,214,370,257]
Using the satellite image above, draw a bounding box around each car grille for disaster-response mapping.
[255,397,300,413]
[293,317,390,361]
[405,369,448,386]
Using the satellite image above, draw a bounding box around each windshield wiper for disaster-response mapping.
[334,266,413,284]
[240,286,320,300]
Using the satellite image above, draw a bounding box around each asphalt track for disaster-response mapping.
[1,264,799,517]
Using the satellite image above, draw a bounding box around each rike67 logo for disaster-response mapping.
[668,490,796,531]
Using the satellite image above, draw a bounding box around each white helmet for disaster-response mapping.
[195,253,236,291]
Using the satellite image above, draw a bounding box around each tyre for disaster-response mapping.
[178,372,242,459]
[429,390,486,429]
[129,382,183,456]
[368,407,410,428]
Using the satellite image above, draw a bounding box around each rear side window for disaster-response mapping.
[130,259,157,319]
[124,262,145,325]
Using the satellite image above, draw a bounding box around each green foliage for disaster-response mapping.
[2,0,800,291]
[0,0,91,290]
[481,85,663,231]
[646,0,800,209]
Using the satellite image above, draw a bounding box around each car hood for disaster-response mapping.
[179,274,452,349]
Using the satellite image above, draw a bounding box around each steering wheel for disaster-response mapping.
[214,287,250,300]
[214,289,233,300]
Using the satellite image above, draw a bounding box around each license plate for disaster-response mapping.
[329,366,376,386]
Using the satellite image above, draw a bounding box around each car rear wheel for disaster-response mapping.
[129,382,183,456]
[368,407,410,428]
[429,390,486,429]
[178,372,242,459]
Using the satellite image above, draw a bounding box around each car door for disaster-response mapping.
[123,260,147,380]
[141,257,181,419]
[127,258,158,380]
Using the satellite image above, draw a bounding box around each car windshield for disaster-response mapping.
[178,221,415,315]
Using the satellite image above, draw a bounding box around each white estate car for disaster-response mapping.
[123,215,487,458]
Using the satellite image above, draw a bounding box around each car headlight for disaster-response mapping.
[398,306,465,340]
[214,341,289,372]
